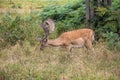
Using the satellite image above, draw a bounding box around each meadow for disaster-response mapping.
[0,0,120,80]
[0,41,120,80]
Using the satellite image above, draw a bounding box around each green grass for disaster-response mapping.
[0,42,120,80]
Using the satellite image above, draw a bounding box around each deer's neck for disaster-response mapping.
[47,38,63,47]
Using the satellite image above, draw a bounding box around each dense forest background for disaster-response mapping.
[0,0,120,80]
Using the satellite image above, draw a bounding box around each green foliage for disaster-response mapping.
[104,10,120,32]
[91,7,120,41]
[96,7,107,17]
[39,0,85,35]
[0,14,25,46]
[39,0,85,22]
[88,0,120,51]
[21,13,42,45]
[0,13,42,48]
[92,7,120,51]
[103,32,120,51]
[56,21,71,35]
[112,0,120,10]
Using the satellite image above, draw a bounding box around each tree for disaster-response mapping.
[85,0,90,27]
[85,0,112,27]
[108,0,112,7]
[96,0,112,7]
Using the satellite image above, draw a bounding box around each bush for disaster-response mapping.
[103,32,120,51]
[90,7,120,41]
[112,0,120,10]
[0,13,42,48]
[39,0,85,21]
[0,14,25,47]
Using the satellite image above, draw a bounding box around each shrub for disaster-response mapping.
[0,14,25,47]
[39,0,85,21]
[103,32,120,51]
[91,7,120,40]
[0,13,42,48]
[112,0,120,10]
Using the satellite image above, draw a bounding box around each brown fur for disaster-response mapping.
[46,28,94,52]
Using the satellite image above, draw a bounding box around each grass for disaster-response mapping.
[0,42,120,80]
[0,0,71,9]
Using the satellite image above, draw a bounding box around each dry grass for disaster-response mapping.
[0,0,70,9]
[0,42,120,80]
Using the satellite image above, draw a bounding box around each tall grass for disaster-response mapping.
[0,42,120,80]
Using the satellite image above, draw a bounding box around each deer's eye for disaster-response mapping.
[45,39,48,42]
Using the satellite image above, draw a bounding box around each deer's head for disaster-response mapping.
[39,18,55,50]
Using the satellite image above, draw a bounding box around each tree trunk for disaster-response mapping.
[97,0,101,7]
[86,0,90,27]
[104,0,108,6]
[108,0,112,7]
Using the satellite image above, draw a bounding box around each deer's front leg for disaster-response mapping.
[85,40,94,53]
[65,45,72,53]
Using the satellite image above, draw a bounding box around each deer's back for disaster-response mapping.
[59,28,94,41]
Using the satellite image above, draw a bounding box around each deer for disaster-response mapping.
[38,18,95,53]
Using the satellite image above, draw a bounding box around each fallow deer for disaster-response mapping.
[38,18,95,53]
